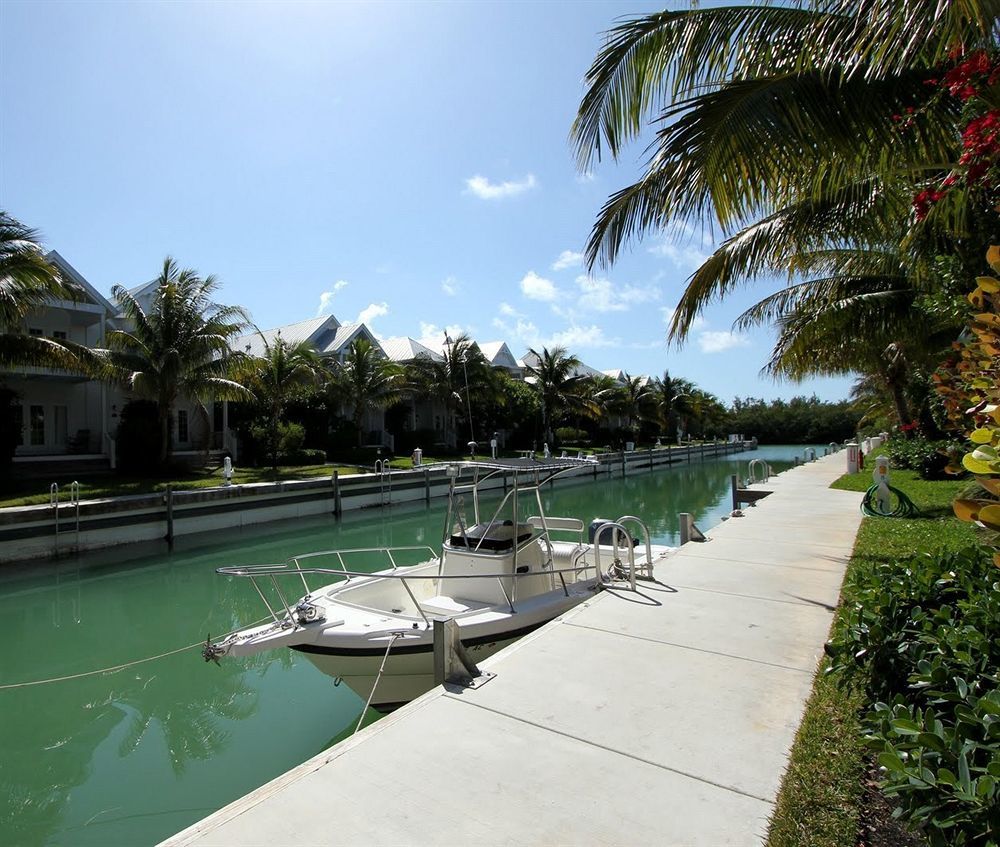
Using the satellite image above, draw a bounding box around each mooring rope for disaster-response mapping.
[0,615,274,691]
[353,632,402,735]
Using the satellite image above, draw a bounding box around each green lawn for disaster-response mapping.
[0,463,361,509]
[767,460,978,847]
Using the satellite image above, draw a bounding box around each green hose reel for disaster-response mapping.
[861,483,918,517]
[860,454,919,517]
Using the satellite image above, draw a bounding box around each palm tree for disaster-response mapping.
[405,334,491,449]
[686,389,727,440]
[734,246,959,429]
[0,211,81,369]
[651,371,695,443]
[97,258,253,465]
[571,1,998,336]
[239,335,323,468]
[617,373,656,437]
[523,347,591,444]
[333,337,403,447]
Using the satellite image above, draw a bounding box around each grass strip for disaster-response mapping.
[766,461,977,847]
[0,463,361,508]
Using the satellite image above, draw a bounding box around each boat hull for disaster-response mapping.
[293,608,566,710]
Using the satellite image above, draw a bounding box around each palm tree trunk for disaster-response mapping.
[888,377,913,438]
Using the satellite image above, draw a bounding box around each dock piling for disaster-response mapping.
[165,485,174,547]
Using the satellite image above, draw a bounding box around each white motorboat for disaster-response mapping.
[205,458,674,710]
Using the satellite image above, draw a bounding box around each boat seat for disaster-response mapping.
[420,595,489,616]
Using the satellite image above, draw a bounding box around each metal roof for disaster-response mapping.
[380,336,444,363]
[233,315,338,357]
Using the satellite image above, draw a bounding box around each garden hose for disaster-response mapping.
[861,483,919,517]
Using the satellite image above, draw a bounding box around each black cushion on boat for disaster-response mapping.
[448,522,533,552]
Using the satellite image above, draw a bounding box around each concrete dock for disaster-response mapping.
[161,453,861,847]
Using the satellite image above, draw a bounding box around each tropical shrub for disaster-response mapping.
[935,245,1000,550]
[886,436,957,479]
[278,447,326,466]
[826,546,1000,845]
[554,427,588,444]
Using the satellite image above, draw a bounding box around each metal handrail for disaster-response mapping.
[591,521,639,591]
[217,560,599,582]
[747,458,770,484]
[613,515,654,579]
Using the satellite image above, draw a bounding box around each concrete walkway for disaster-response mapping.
[161,454,862,847]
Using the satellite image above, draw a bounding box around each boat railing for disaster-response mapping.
[217,554,612,629]
[288,545,437,595]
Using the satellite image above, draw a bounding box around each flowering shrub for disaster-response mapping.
[912,50,1000,220]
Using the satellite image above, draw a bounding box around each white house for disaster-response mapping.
[5,252,118,461]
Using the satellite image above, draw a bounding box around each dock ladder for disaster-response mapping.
[50,481,82,556]
[375,460,392,506]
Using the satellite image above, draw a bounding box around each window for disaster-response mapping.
[30,405,44,446]
[52,330,67,340]
[28,328,42,337]
[177,410,189,443]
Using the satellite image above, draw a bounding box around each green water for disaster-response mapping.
[0,445,813,846]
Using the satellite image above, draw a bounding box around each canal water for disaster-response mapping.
[0,446,814,846]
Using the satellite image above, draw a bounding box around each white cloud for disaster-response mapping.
[316,279,349,315]
[551,250,584,271]
[549,324,614,349]
[493,312,616,352]
[520,271,559,302]
[575,172,595,184]
[415,321,472,352]
[697,330,750,354]
[498,301,521,318]
[356,302,388,326]
[465,173,537,200]
[441,276,460,296]
[575,275,660,312]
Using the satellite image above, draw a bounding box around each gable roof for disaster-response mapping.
[234,315,339,357]
[44,251,117,315]
[381,336,444,363]
[519,350,605,382]
[322,323,381,355]
[478,341,521,370]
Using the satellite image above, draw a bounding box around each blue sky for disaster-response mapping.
[1,0,854,404]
